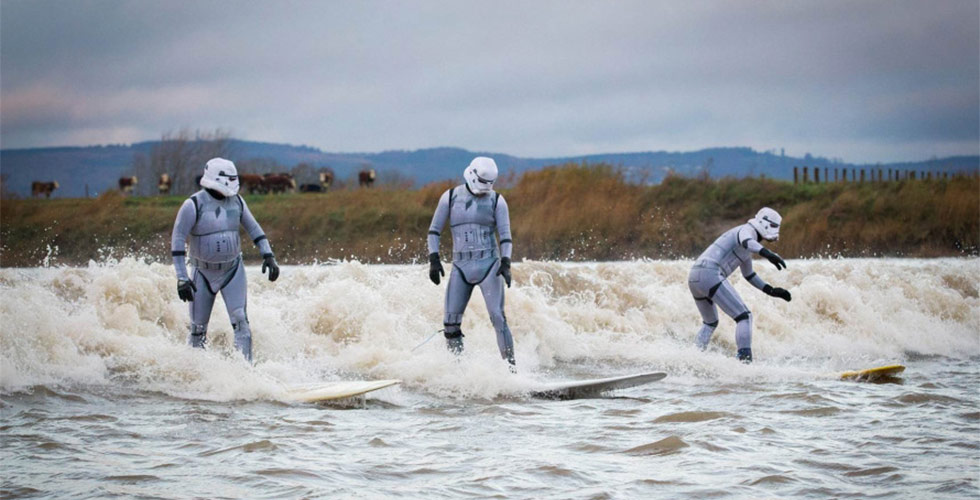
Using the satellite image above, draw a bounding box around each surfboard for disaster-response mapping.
[839,364,905,382]
[285,379,401,403]
[530,371,667,400]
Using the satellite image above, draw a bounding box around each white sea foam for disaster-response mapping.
[1,258,977,399]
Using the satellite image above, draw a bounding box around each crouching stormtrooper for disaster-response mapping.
[688,207,792,362]
[427,157,516,367]
[171,158,280,362]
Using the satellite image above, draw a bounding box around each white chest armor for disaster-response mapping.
[188,191,243,263]
[449,186,499,259]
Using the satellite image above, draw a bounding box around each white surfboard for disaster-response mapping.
[530,371,667,400]
[285,379,401,403]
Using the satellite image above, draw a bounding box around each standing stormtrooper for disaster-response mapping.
[171,158,280,362]
[688,207,792,362]
[427,157,516,367]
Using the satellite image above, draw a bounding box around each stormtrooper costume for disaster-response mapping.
[171,158,280,362]
[688,207,792,362]
[427,157,515,365]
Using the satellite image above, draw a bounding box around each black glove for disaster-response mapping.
[759,247,787,271]
[429,253,444,285]
[177,279,196,302]
[764,284,792,302]
[262,254,280,282]
[497,257,512,288]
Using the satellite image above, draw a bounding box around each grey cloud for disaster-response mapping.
[1,0,977,162]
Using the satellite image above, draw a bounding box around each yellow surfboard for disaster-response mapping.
[839,364,905,382]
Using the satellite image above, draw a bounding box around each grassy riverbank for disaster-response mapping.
[1,163,977,267]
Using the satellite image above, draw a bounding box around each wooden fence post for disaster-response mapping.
[803,166,809,183]
[794,166,798,184]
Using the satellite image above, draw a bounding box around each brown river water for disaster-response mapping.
[1,258,977,498]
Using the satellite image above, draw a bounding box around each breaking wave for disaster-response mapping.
[1,257,977,399]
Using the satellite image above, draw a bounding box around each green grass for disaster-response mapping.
[1,164,976,267]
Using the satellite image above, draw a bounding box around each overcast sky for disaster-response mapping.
[1,0,977,163]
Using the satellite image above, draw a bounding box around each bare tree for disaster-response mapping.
[131,128,232,195]
[698,157,714,182]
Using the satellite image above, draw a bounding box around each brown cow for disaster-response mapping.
[263,173,296,194]
[319,170,334,189]
[31,181,59,198]
[239,173,266,194]
[119,176,138,193]
[158,173,172,194]
[358,168,376,187]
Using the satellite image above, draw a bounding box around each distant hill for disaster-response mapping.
[1,140,976,198]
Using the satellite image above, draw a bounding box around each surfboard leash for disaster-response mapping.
[411,329,443,352]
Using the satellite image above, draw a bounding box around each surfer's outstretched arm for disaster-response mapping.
[739,259,768,292]
[740,216,791,301]
[427,189,450,285]
[239,196,273,257]
[239,196,278,282]
[427,190,450,255]
[495,194,513,287]
[495,195,512,259]
[740,258,791,302]
[171,199,196,282]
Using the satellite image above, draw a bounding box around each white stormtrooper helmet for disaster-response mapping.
[463,157,498,195]
[200,158,240,197]
[748,207,782,241]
